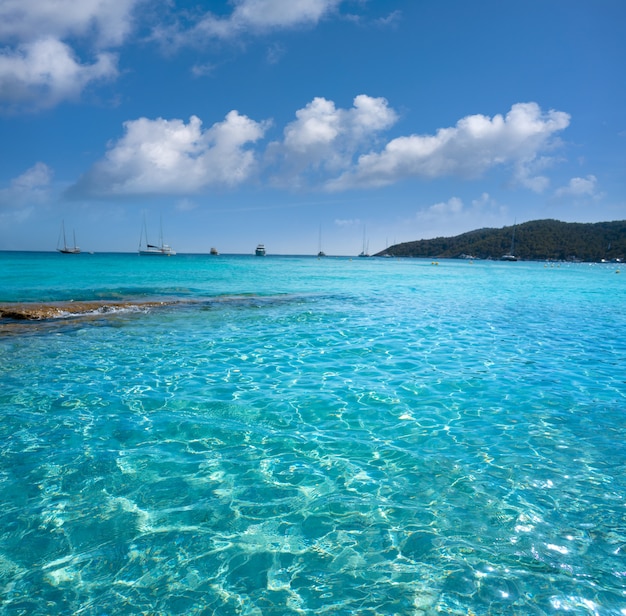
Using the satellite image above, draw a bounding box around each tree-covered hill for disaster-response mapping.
[377,219,626,262]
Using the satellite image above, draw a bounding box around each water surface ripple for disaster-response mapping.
[1,253,625,615]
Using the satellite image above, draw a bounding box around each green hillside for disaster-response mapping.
[377,219,626,262]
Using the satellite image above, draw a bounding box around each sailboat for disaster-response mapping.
[139,216,176,256]
[501,222,518,261]
[57,221,81,254]
[358,227,370,257]
[317,225,326,257]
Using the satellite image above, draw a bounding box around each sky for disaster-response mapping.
[0,0,625,256]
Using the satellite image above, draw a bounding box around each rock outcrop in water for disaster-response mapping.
[0,300,174,321]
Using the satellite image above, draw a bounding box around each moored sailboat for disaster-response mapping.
[57,221,81,254]
[317,225,326,257]
[358,227,370,257]
[139,216,176,256]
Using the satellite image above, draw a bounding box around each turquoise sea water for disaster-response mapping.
[1,251,625,615]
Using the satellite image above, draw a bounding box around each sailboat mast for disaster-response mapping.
[140,215,149,250]
[511,219,517,253]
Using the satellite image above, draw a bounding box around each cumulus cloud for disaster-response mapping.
[0,38,117,111]
[268,94,398,185]
[471,192,495,208]
[424,193,504,221]
[555,174,597,198]
[154,0,343,46]
[0,0,138,110]
[428,197,463,216]
[412,197,468,234]
[0,162,53,219]
[410,192,507,239]
[0,0,139,47]
[226,0,342,31]
[326,102,570,191]
[67,112,270,198]
[65,97,574,198]
[515,169,550,193]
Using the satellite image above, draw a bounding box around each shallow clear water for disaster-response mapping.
[1,252,625,615]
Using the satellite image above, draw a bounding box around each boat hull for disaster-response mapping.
[139,247,176,256]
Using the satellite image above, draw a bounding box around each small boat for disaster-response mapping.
[210,247,219,255]
[255,244,266,256]
[317,225,326,257]
[57,221,81,254]
[139,216,176,256]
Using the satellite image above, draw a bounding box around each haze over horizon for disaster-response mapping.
[1,1,624,256]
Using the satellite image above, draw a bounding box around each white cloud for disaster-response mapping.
[412,197,467,232]
[68,112,270,197]
[156,0,344,46]
[268,94,398,185]
[66,97,575,199]
[326,102,570,191]
[376,10,402,27]
[428,197,463,216]
[0,38,117,111]
[191,63,216,78]
[555,175,597,198]
[284,97,342,152]
[0,162,53,217]
[229,0,342,31]
[266,43,286,65]
[471,192,494,208]
[512,154,559,193]
[515,169,550,193]
[334,218,361,227]
[0,0,138,110]
[0,0,139,48]
[175,198,198,211]
[411,193,507,239]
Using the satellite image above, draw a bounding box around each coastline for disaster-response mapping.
[0,299,178,321]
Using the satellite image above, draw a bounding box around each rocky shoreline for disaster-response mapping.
[0,300,177,321]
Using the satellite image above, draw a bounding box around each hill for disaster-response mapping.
[377,219,626,262]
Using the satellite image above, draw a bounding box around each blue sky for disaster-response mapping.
[1,0,624,255]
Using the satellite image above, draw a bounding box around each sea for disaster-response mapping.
[1,251,625,616]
